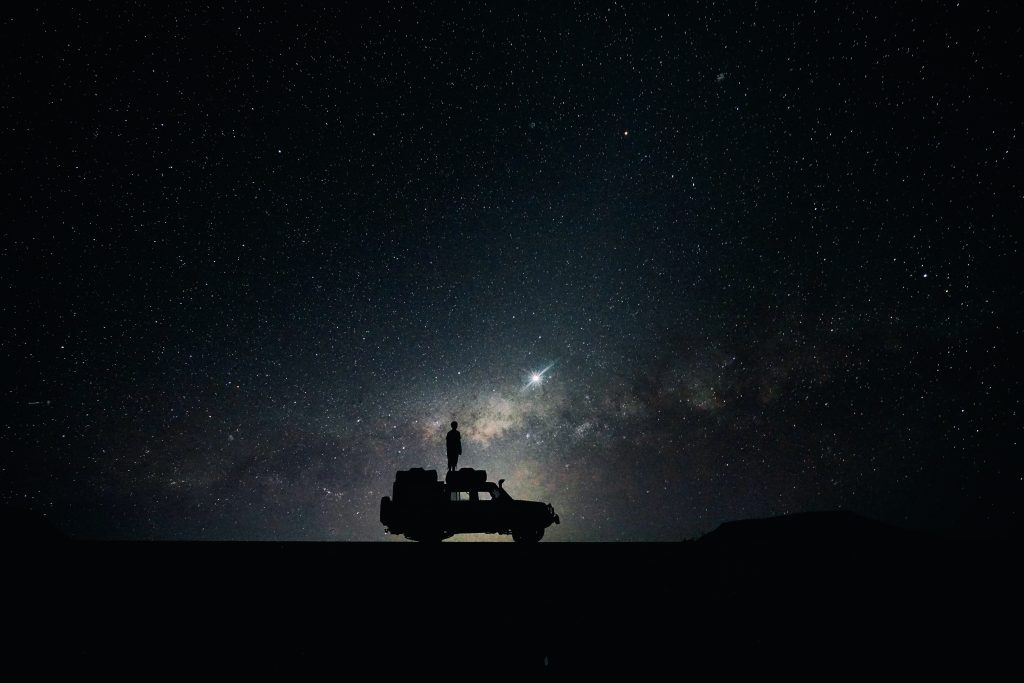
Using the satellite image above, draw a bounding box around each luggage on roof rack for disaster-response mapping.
[446,468,487,488]
[395,467,438,484]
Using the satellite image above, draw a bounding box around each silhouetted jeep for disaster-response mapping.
[380,467,560,542]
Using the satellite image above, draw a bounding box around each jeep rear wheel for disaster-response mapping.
[417,534,443,543]
[512,527,544,543]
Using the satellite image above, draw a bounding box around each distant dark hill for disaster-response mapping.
[692,510,931,576]
[697,509,913,548]
[682,510,958,619]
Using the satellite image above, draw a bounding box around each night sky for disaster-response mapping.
[4,2,1020,540]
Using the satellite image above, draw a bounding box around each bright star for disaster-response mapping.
[524,361,556,390]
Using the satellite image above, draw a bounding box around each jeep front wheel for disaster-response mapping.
[512,527,544,543]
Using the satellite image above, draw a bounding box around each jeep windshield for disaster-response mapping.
[449,483,512,501]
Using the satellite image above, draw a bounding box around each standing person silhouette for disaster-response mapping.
[446,421,462,472]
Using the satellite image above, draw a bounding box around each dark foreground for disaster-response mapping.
[7,511,1021,676]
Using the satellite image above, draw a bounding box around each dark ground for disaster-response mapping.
[6,510,1020,676]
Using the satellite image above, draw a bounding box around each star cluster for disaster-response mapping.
[4,3,1019,539]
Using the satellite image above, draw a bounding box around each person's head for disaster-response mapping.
[451,421,458,430]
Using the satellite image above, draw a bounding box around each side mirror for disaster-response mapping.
[498,479,505,489]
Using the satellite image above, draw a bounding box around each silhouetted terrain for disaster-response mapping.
[6,511,1019,676]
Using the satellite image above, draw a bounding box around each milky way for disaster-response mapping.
[4,3,1019,539]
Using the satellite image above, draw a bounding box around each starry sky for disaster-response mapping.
[4,2,1021,540]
